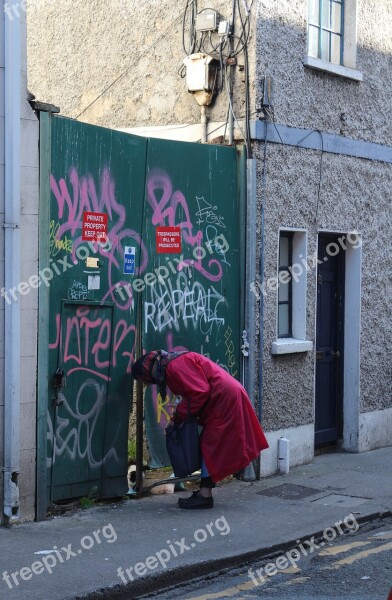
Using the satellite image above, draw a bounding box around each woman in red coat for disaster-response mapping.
[131,350,269,509]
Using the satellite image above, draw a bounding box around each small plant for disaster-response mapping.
[128,438,136,460]
[80,485,97,509]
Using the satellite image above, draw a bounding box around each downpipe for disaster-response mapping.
[241,157,258,481]
[2,3,21,525]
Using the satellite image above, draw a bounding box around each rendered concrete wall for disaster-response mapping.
[27,0,256,132]
[0,8,39,521]
[252,1,391,452]
[255,0,392,145]
[27,1,392,146]
[257,144,391,432]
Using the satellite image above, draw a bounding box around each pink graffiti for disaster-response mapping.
[147,169,223,282]
[141,332,188,357]
[165,332,188,353]
[50,167,148,309]
[49,307,136,381]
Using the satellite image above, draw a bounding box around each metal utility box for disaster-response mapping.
[183,53,219,92]
[195,10,218,32]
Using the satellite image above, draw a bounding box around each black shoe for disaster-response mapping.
[178,491,214,509]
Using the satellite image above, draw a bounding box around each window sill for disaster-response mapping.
[303,56,363,82]
[271,338,313,355]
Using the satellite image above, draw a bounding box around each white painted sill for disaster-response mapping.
[303,56,363,82]
[271,338,313,355]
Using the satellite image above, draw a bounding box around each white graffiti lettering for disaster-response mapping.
[47,380,119,469]
[144,273,226,337]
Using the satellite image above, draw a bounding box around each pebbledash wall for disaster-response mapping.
[26,0,391,481]
[0,6,39,521]
[253,1,391,474]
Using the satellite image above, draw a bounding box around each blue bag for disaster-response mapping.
[165,400,201,477]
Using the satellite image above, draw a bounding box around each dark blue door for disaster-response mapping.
[315,234,345,446]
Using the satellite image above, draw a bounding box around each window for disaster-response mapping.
[272,230,313,355]
[308,0,344,65]
[304,0,362,81]
[278,232,292,338]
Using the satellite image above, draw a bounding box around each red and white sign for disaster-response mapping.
[156,226,182,254]
[82,212,108,242]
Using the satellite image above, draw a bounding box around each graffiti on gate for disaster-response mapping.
[49,306,136,381]
[147,169,225,283]
[50,166,230,332]
[195,196,226,229]
[50,167,148,310]
[48,161,236,470]
[144,273,225,338]
[47,379,120,468]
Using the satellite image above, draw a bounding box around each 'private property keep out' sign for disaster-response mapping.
[82,212,108,241]
[156,227,182,254]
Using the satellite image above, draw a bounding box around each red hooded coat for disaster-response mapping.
[165,352,269,483]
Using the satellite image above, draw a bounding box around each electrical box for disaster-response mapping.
[196,10,218,32]
[261,75,273,107]
[218,20,230,36]
[183,53,219,93]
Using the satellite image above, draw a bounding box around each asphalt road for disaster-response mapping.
[136,518,392,600]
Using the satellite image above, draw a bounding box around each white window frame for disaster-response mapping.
[304,0,363,82]
[271,229,313,355]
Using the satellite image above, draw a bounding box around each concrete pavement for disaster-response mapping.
[1,446,391,600]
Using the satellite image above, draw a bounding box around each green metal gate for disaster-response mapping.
[37,114,243,517]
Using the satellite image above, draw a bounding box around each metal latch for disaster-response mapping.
[52,368,66,407]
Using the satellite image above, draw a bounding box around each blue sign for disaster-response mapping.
[123,246,136,275]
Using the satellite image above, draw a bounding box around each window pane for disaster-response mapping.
[308,25,319,57]
[331,2,342,33]
[278,304,290,337]
[322,0,331,28]
[331,33,341,64]
[279,236,289,266]
[279,278,290,302]
[308,0,320,25]
[321,29,330,61]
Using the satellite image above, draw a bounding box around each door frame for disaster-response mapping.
[315,232,345,447]
[314,230,362,453]
[342,232,362,452]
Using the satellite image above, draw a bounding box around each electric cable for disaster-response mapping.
[243,43,251,156]
[218,37,225,91]
[263,110,325,222]
[182,0,197,55]
[236,0,251,154]
[232,0,250,55]
[264,106,285,145]
[228,33,250,57]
